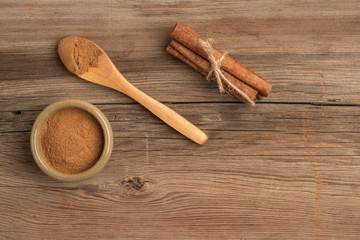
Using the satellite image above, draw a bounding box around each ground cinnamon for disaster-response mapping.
[58,37,102,75]
[41,107,104,174]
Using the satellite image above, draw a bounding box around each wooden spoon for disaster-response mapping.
[58,36,208,145]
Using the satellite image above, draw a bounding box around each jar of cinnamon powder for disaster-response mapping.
[31,99,113,182]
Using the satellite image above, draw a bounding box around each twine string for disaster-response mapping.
[197,38,255,106]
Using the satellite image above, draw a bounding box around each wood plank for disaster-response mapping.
[1,0,360,109]
[1,104,359,239]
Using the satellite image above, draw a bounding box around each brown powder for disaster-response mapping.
[41,107,104,174]
[72,37,102,75]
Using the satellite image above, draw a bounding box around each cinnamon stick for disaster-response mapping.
[256,93,265,100]
[167,40,257,103]
[170,23,272,97]
[166,46,255,105]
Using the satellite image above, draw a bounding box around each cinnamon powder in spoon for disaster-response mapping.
[41,108,104,174]
[58,37,102,75]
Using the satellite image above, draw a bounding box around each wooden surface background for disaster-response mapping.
[1,0,360,239]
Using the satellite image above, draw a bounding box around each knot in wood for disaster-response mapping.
[121,176,144,191]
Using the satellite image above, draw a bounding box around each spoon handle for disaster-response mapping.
[111,73,208,145]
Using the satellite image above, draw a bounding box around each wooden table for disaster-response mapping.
[1,1,359,239]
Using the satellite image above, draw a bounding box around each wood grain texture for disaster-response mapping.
[0,0,360,239]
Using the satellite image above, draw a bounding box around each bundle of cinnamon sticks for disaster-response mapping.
[166,23,272,105]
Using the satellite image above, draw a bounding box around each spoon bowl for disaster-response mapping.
[58,36,208,145]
